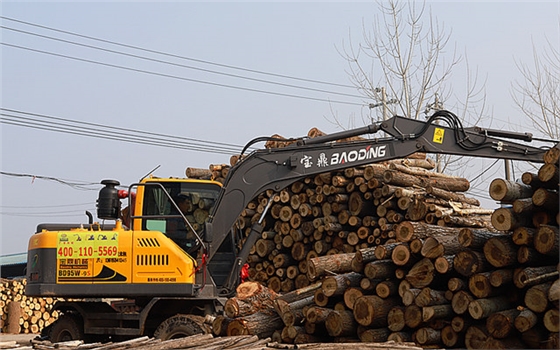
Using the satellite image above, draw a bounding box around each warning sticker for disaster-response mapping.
[57,232,119,259]
[433,128,445,144]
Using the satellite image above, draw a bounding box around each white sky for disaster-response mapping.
[1,1,559,255]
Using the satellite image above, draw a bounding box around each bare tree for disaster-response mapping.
[512,39,560,140]
[337,0,488,175]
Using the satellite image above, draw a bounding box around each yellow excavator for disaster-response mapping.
[25,110,557,342]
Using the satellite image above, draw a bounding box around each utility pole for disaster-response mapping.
[369,87,398,121]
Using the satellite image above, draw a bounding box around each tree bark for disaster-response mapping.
[483,235,519,268]
[307,253,355,281]
[535,225,560,256]
[405,258,435,289]
[395,221,460,243]
[321,272,362,297]
[364,259,397,280]
[525,281,553,313]
[486,308,520,338]
[514,308,538,332]
[325,310,357,337]
[538,163,559,183]
[543,308,559,332]
[353,295,400,327]
[491,208,531,231]
[226,312,283,338]
[468,296,511,320]
[451,290,474,315]
[488,178,533,202]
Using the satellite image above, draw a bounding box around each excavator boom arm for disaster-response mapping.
[206,111,554,261]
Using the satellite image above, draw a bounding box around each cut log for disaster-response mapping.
[343,287,363,310]
[483,235,519,268]
[226,312,283,338]
[468,296,511,320]
[488,178,533,202]
[451,290,474,315]
[405,258,435,289]
[543,308,559,332]
[534,225,560,256]
[512,226,537,246]
[425,185,480,206]
[421,234,462,259]
[422,304,454,323]
[464,325,490,350]
[489,269,514,287]
[321,272,362,297]
[434,255,454,274]
[305,306,332,324]
[363,260,397,280]
[543,146,560,164]
[307,253,355,281]
[395,221,460,243]
[441,325,462,348]
[404,304,423,329]
[415,327,441,345]
[538,163,559,183]
[514,308,538,332]
[525,281,553,313]
[414,287,448,307]
[486,308,520,338]
[325,310,357,337]
[458,228,502,249]
[212,315,234,336]
[353,295,399,327]
[491,208,531,231]
[514,265,558,288]
[186,167,212,178]
[387,306,406,332]
[532,188,560,210]
[375,280,399,299]
[421,175,470,192]
[277,282,321,304]
[391,244,414,266]
[357,327,391,343]
[447,277,467,292]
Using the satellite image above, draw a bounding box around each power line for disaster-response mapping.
[1,108,247,152]
[2,42,364,107]
[0,108,253,155]
[0,171,99,191]
[0,16,357,89]
[1,25,364,99]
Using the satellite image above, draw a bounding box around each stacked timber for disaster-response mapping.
[0,278,60,334]
[206,135,559,348]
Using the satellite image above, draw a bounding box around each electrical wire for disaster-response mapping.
[1,25,365,99]
[0,108,253,155]
[1,108,247,152]
[0,16,357,89]
[0,171,99,191]
[2,42,364,107]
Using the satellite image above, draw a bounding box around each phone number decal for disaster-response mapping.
[57,232,119,259]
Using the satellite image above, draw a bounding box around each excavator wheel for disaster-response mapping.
[154,314,209,340]
[49,314,85,343]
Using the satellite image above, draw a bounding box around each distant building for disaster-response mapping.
[0,253,27,278]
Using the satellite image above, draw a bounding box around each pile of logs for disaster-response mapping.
[0,278,60,334]
[191,138,559,348]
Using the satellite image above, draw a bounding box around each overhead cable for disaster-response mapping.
[0,16,357,89]
[2,42,363,107]
[1,25,364,99]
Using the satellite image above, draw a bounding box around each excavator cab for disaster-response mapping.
[130,178,222,253]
